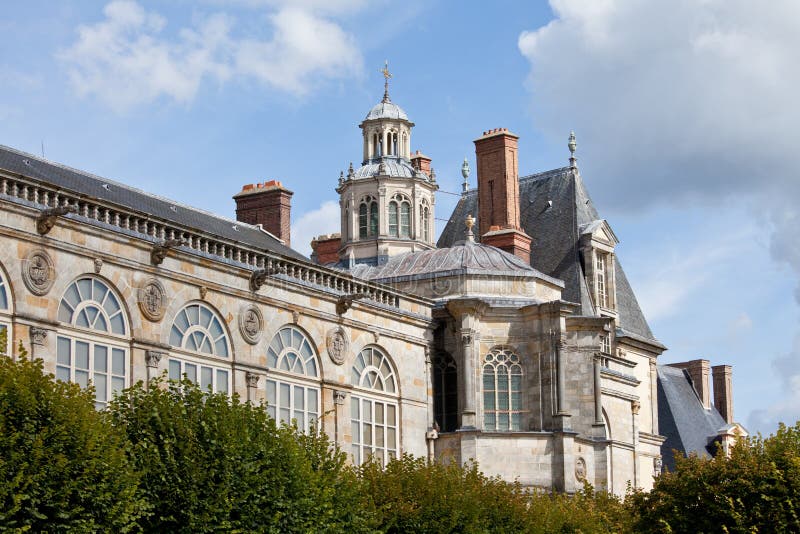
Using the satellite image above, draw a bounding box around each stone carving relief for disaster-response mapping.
[138,278,166,322]
[29,327,48,346]
[575,457,587,482]
[245,371,261,388]
[431,277,452,297]
[238,305,263,345]
[22,249,55,296]
[145,350,164,369]
[93,258,103,274]
[326,326,349,365]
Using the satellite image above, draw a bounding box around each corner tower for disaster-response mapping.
[335,63,438,266]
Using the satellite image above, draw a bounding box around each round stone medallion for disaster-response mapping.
[238,305,263,345]
[326,326,349,365]
[22,249,55,296]
[137,278,166,322]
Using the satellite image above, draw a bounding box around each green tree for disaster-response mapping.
[630,423,800,533]
[0,336,144,532]
[109,377,374,533]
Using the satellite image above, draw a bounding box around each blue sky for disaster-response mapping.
[1,0,798,436]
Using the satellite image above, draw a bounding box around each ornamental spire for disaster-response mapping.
[380,60,392,103]
[568,130,577,168]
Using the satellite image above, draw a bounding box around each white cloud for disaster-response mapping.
[59,0,363,112]
[291,200,340,257]
[748,335,800,434]
[518,1,800,432]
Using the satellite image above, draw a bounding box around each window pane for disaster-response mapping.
[280,408,290,425]
[386,404,396,425]
[56,366,70,382]
[200,306,213,328]
[216,370,228,394]
[280,383,290,407]
[266,380,276,404]
[112,377,125,395]
[175,310,190,332]
[363,400,372,423]
[363,424,372,445]
[201,366,213,391]
[184,363,197,383]
[294,411,305,430]
[77,279,92,301]
[94,374,107,402]
[186,305,199,327]
[352,421,360,443]
[112,349,125,375]
[375,402,384,424]
[75,370,89,388]
[94,345,108,373]
[498,413,509,431]
[294,386,304,410]
[387,427,396,448]
[498,392,509,410]
[485,413,496,430]
[75,341,89,369]
[351,396,360,419]
[76,309,90,328]
[484,391,496,410]
[110,314,125,335]
[376,427,385,447]
[169,359,181,381]
[169,327,183,348]
[57,336,71,366]
[208,317,223,339]
[511,413,521,430]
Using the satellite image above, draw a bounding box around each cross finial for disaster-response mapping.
[380,60,392,103]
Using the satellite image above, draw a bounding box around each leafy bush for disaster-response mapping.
[109,377,374,533]
[630,423,800,533]
[0,339,144,532]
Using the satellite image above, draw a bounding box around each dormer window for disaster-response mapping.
[596,253,608,308]
[579,219,619,315]
[600,334,611,354]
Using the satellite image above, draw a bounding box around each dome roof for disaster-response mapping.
[350,240,561,283]
[364,100,409,121]
[353,157,428,180]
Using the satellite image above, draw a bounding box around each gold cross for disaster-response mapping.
[380,60,392,81]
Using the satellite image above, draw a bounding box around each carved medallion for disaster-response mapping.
[431,277,452,296]
[238,305,263,345]
[138,278,166,322]
[22,249,55,295]
[326,326,349,365]
[575,457,587,482]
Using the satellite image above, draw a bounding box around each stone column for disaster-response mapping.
[650,359,659,433]
[631,400,641,488]
[245,371,261,403]
[145,350,164,387]
[333,389,347,446]
[29,327,48,360]
[460,330,477,429]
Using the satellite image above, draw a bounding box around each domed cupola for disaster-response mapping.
[332,62,439,268]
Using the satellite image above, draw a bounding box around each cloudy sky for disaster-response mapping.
[1,0,798,435]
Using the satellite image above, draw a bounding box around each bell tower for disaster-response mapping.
[321,62,438,267]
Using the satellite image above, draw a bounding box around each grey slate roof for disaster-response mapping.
[349,239,563,285]
[354,157,424,180]
[438,167,658,343]
[364,100,409,122]
[657,365,728,471]
[0,144,305,261]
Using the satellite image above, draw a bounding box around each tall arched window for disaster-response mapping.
[0,268,11,355]
[433,352,458,432]
[351,346,398,466]
[388,201,398,237]
[483,347,523,431]
[56,277,128,409]
[369,200,379,236]
[265,325,320,431]
[399,202,410,237]
[168,302,230,394]
[359,203,368,238]
[420,201,430,242]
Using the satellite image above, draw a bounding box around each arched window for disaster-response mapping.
[359,203,368,238]
[433,352,458,432]
[265,325,320,431]
[483,347,523,431]
[350,346,398,465]
[420,201,430,242]
[399,202,410,237]
[369,200,379,236]
[56,277,128,409]
[0,268,12,355]
[388,201,398,237]
[167,302,230,394]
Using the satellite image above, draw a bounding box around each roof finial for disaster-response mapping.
[465,214,475,243]
[380,60,392,103]
[568,130,577,168]
[461,157,470,193]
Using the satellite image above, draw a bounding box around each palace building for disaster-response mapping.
[0,72,745,493]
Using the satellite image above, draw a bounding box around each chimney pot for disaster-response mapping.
[234,181,293,246]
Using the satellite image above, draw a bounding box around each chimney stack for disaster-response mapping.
[411,150,432,174]
[233,180,293,246]
[310,233,341,265]
[712,364,734,423]
[474,128,532,262]
[669,359,711,409]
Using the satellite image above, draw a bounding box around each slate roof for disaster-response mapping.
[0,144,305,261]
[657,365,728,471]
[364,100,410,122]
[438,167,659,344]
[353,156,426,180]
[349,238,563,286]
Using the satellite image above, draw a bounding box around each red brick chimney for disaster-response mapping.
[669,359,711,409]
[311,233,341,265]
[712,364,734,423]
[233,180,293,246]
[411,150,432,174]
[474,128,532,262]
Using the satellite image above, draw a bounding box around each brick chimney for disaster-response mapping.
[233,180,293,246]
[669,359,711,409]
[411,150,432,174]
[311,233,341,265]
[712,364,734,423]
[474,128,532,262]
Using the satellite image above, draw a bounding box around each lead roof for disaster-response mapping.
[0,144,305,261]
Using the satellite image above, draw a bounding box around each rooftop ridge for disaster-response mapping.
[0,143,266,236]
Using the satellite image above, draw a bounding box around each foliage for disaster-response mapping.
[109,377,375,533]
[630,423,800,533]
[0,340,144,532]
[360,455,633,533]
